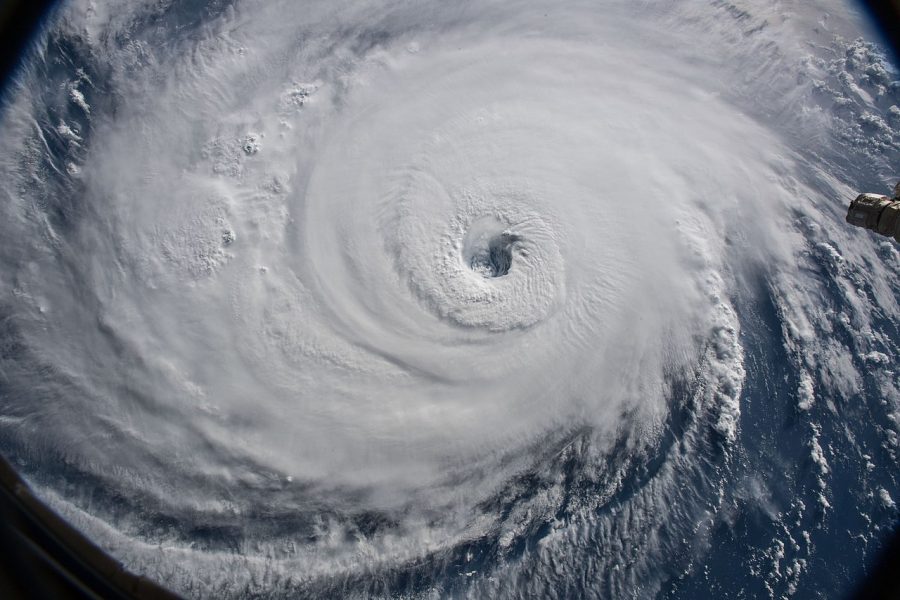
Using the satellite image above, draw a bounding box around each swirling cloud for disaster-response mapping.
[0,0,897,598]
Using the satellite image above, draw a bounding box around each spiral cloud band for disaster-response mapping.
[1,0,898,598]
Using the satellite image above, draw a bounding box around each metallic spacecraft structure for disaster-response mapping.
[846,182,900,243]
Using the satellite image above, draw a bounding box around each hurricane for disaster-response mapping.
[0,0,898,598]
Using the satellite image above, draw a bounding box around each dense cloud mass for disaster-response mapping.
[0,0,898,598]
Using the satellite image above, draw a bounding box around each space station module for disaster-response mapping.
[846,182,900,243]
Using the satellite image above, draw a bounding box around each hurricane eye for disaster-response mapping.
[468,232,519,278]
